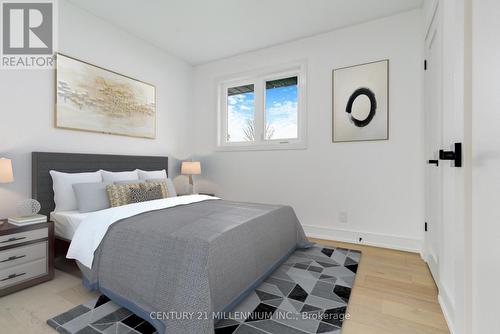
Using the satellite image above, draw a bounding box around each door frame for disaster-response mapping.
[423,1,443,283]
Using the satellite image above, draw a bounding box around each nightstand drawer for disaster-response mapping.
[0,227,48,247]
[0,258,47,288]
[0,241,47,270]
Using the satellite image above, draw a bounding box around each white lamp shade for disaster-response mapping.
[0,158,14,183]
[181,161,201,175]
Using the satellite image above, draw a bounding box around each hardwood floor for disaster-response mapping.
[310,238,450,334]
[0,269,99,333]
[0,239,450,334]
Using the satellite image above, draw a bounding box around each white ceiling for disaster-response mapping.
[67,0,423,65]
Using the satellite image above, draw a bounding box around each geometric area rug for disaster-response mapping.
[47,245,361,334]
[214,245,361,334]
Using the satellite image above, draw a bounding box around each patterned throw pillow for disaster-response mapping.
[129,185,163,204]
[106,183,142,207]
[142,181,169,198]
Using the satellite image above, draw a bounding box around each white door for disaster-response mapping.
[424,5,443,282]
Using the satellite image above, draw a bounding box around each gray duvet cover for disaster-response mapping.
[78,199,310,334]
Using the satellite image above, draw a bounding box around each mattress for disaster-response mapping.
[50,210,88,240]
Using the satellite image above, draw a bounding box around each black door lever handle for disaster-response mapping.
[428,160,439,166]
[439,143,462,167]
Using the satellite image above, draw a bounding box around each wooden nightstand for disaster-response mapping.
[0,220,54,297]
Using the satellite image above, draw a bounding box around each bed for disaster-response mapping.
[32,152,311,334]
[33,152,175,275]
[50,210,86,240]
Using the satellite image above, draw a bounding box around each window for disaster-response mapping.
[226,84,255,143]
[218,62,306,150]
[265,77,298,140]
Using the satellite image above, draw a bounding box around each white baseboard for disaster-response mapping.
[302,224,422,253]
[409,241,456,334]
[438,292,455,334]
[420,248,428,262]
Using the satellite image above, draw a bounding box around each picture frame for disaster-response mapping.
[332,59,389,142]
[55,53,157,139]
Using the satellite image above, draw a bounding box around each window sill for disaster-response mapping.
[216,142,307,152]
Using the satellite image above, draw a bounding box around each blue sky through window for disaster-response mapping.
[227,80,298,142]
[227,91,255,142]
[265,84,298,139]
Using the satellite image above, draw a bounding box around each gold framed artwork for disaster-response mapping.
[332,59,389,142]
[55,53,156,139]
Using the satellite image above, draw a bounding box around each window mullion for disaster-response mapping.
[221,84,229,145]
[253,79,265,144]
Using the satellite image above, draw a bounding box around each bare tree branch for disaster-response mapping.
[243,119,275,141]
[243,119,255,141]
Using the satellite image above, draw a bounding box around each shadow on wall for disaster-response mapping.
[189,154,217,196]
[146,156,187,195]
[170,154,218,196]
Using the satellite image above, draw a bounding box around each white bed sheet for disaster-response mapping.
[50,210,89,240]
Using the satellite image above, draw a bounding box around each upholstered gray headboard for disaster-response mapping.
[32,152,168,216]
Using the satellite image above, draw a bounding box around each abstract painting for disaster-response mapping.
[56,54,156,139]
[332,59,388,142]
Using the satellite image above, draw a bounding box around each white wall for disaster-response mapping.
[191,10,425,251]
[471,0,500,332]
[0,0,193,218]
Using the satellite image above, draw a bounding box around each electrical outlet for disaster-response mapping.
[339,211,348,223]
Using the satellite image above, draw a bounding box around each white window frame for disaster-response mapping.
[217,61,307,151]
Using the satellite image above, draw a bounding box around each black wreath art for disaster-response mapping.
[345,87,377,127]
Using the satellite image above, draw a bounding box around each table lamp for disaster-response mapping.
[181,161,201,194]
[0,158,13,224]
[0,158,14,184]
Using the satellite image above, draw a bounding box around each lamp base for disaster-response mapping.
[188,175,196,194]
[186,184,196,194]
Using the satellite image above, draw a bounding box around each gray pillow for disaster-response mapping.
[72,182,111,213]
[146,178,177,197]
[114,180,145,185]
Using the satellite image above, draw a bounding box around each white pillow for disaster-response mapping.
[101,170,139,183]
[50,170,102,211]
[137,169,167,180]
